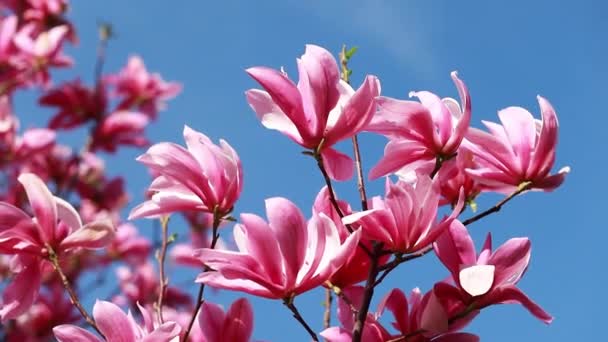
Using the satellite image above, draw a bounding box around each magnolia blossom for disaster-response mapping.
[39,79,106,129]
[195,197,361,299]
[90,110,150,152]
[198,298,254,342]
[434,221,552,323]
[129,125,243,219]
[0,173,114,320]
[321,286,479,342]
[246,44,380,180]
[313,186,388,287]
[107,55,181,118]
[367,72,471,179]
[464,96,569,193]
[53,300,181,342]
[438,149,484,207]
[343,176,463,254]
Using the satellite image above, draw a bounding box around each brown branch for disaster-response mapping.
[182,210,222,341]
[462,182,531,226]
[351,243,383,342]
[283,297,319,342]
[49,250,103,337]
[323,288,333,331]
[155,216,170,323]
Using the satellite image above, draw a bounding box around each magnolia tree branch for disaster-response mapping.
[283,297,319,342]
[49,250,103,337]
[182,210,223,341]
[351,243,383,342]
[462,181,532,226]
[155,216,170,323]
[323,288,333,330]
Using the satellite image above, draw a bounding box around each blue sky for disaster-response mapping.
[14,0,605,340]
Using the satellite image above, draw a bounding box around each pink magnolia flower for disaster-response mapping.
[321,286,478,342]
[53,300,181,342]
[39,79,106,129]
[129,125,243,220]
[104,223,151,265]
[198,298,254,342]
[195,197,361,299]
[343,176,463,254]
[107,55,181,119]
[438,149,484,208]
[0,173,114,320]
[246,44,380,181]
[312,186,388,288]
[90,110,149,152]
[367,72,471,179]
[464,96,569,193]
[13,23,72,85]
[433,220,552,323]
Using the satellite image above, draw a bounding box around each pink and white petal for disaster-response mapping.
[92,300,137,341]
[320,327,352,342]
[246,67,310,138]
[529,96,558,177]
[296,214,333,288]
[369,141,431,180]
[367,97,430,139]
[223,298,254,342]
[239,213,284,285]
[411,90,452,146]
[18,173,57,243]
[325,75,380,146]
[0,256,41,321]
[245,89,303,145]
[498,106,536,172]
[444,71,472,153]
[53,325,102,342]
[265,197,307,287]
[488,238,530,286]
[377,288,409,334]
[420,291,449,335]
[195,271,277,299]
[54,196,82,233]
[128,192,205,220]
[141,322,181,342]
[459,265,495,297]
[321,147,354,181]
[60,218,114,250]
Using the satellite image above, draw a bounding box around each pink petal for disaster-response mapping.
[369,140,431,180]
[420,290,448,335]
[321,147,354,181]
[265,197,307,289]
[434,220,477,278]
[0,256,41,320]
[498,106,536,172]
[444,71,472,153]
[488,238,530,286]
[54,196,82,233]
[529,96,558,178]
[200,301,225,342]
[141,322,181,342]
[60,219,114,250]
[485,285,553,324]
[128,191,205,220]
[366,97,430,140]
[53,325,102,342]
[239,213,284,286]
[0,202,30,231]
[410,90,452,146]
[533,166,570,191]
[18,173,57,244]
[223,298,254,342]
[245,89,303,145]
[320,327,352,342]
[92,300,137,341]
[324,75,380,146]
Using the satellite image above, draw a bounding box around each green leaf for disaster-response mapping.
[345,46,358,60]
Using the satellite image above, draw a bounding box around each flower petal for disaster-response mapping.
[18,173,57,244]
[60,219,114,250]
[92,300,137,341]
[53,325,102,342]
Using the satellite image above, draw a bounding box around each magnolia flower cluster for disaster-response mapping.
[0,1,568,342]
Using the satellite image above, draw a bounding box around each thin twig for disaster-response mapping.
[155,216,170,323]
[462,182,531,226]
[351,243,383,342]
[49,250,103,337]
[323,288,333,331]
[283,297,319,342]
[182,210,222,341]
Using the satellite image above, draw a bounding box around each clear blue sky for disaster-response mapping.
[15,0,604,340]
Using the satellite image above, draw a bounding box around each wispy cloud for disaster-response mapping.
[289,0,442,79]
